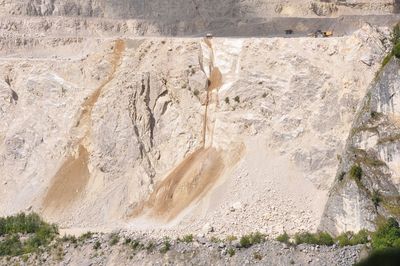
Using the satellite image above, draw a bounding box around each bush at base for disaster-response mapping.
[372,218,400,250]
[0,213,58,256]
[294,232,334,246]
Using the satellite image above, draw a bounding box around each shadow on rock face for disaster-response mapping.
[356,249,400,266]
[395,0,400,13]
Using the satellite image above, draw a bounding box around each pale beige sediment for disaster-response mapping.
[42,40,126,213]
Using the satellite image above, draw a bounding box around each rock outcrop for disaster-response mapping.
[320,57,400,235]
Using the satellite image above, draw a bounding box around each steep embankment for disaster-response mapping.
[0,21,393,237]
[321,57,400,235]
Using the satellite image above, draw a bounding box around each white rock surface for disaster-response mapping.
[0,2,393,237]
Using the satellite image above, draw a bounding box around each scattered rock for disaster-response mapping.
[202,223,214,234]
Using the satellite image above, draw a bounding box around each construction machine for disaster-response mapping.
[312,30,333,38]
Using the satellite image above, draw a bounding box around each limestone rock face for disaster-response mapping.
[320,57,400,235]
[1,0,400,237]
[0,19,392,236]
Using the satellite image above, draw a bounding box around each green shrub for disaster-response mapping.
[336,233,352,247]
[352,230,370,245]
[146,241,155,252]
[276,232,290,244]
[0,235,23,256]
[349,165,362,181]
[227,247,235,257]
[124,238,132,245]
[295,232,334,246]
[193,89,200,96]
[336,230,369,247]
[225,97,230,104]
[226,235,237,242]
[317,232,335,246]
[392,24,400,45]
[382,53,393,69]
[160,237,171,254]
[0,213,57,236]
[0,213,58,256]
[294,232,315,245]
[210,236,221,243]
[240,232,265,248]
[240,235,251,248]
[393,43,400,59]
[372,217,400,250]
[79,232,93,242]
[250,232,265,244]
[23,225,57,252]
[61,235,77,244]
[379,24,400,70]
[130,239,141,249]
[93,241,101,250]
[182,234,193,243]
[234,96,240,103]
[109,233,120,246]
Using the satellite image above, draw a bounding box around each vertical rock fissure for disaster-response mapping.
[129,37,232,222]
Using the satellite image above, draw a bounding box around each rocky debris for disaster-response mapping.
[0,232,365,266]
[361,54,374,66]
[202,223,214,234]
[310,1,338,16]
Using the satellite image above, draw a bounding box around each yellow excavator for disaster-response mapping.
[312,30,333,38]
